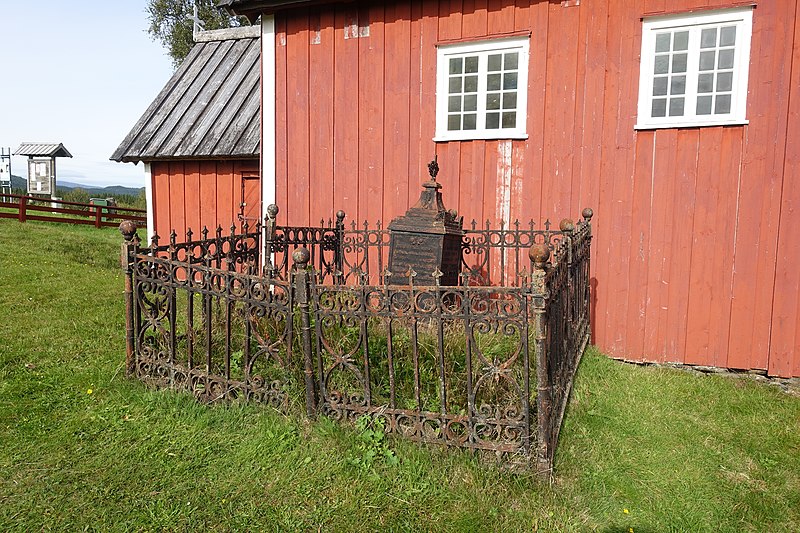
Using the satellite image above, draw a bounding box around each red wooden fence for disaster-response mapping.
[0,194,146,229]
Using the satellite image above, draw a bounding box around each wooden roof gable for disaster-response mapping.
[111,33,260,163]
[15,142,72,158]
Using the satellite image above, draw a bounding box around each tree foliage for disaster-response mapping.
[146,0,249,66]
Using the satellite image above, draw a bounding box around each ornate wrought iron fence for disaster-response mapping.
[119,207,593,474]
[262,206,567,288]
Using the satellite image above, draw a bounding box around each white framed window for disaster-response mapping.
[636,7,752,129]
[434,36,530,141]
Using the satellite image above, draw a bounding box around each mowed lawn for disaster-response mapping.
[0,218,798,532]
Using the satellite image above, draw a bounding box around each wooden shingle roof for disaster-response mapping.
[111,30,260,163]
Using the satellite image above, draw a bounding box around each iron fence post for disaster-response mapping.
[119,221,140,376]
[335,209,346,283]
[264,204,278,277]
[582,208,594,343]
[292,247,317,418]
[530,243,552,476]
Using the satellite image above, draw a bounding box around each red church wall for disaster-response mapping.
[271,0,799,377]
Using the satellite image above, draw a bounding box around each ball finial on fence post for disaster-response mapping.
[529,243,551,268]
[559,218,574,234]
[266,204,279,221]
[119,220,138,242]
[582,207,593,222]
[292,246,311,267]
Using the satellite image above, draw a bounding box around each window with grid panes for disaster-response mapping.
[636,7,752,129]
[435,36,529,141]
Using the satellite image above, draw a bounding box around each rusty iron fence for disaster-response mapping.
[120,207,592,474]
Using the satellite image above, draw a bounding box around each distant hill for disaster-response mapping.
[8,174,143,196]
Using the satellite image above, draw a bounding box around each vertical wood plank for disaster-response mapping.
[482,141,500,226]
[414,0,439,207]
[333,4,361,224]
[407,0,422,205]
[383,2,412,221]
[487,0,515,35]
[169,161,186,236]
[358,3,385,226]
[684,127,723,365]
[199,161,217,233]
[286,10,311,225]
[521,0,548,225]
[216,161,235,229]
[152,162,171,242]
[575,0,608,220]
[605,0,641,356]
[309,8,336,224]
[507,1,530,222]
[436,1,463,211]
[665,129,699,361]
[704,127,743,367]
[642,129,678,360]
[462,0,488,38]
[728,0,794,370]
[592,0,625,351]
[458,141,486,223]
[770,2,800,377]
[625,131,655,358]
[543,1,579,218]
[439,0,463,41]
[274,17,289,225]
[643,0,666,15]
[184,161,201,236]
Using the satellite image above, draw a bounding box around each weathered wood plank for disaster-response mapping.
[274,18,289,225]
[770,2,800,377]
[309,8,336,224]
[332,4,362,224]
[286,10,311,224]
[358,3,386,226]
[383,2,412,221]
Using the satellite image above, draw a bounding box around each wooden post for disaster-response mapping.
[18,196,27,223]
[292,247,317,418]
[119,221,140,376]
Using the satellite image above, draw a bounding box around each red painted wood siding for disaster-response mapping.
[272,0,800,377]
[151,160,259,241]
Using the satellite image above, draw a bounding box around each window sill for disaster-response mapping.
[634,119,748,130]
[433,132,529,142]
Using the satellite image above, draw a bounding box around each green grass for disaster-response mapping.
[1,218,798,531]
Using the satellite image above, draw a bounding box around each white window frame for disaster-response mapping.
[434,36,530,142]
[635,7,753,130]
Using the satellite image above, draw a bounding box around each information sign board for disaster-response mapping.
[28,158,53,195]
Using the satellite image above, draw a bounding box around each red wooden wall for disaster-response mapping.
[151,159,260,242]
[270,0,800,377]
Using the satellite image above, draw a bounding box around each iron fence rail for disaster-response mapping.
[120,207,592,474]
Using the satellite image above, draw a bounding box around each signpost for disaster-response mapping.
[0,148,11,201]
[13,143,72,201]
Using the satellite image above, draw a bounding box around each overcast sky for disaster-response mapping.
[0,1,175,188]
